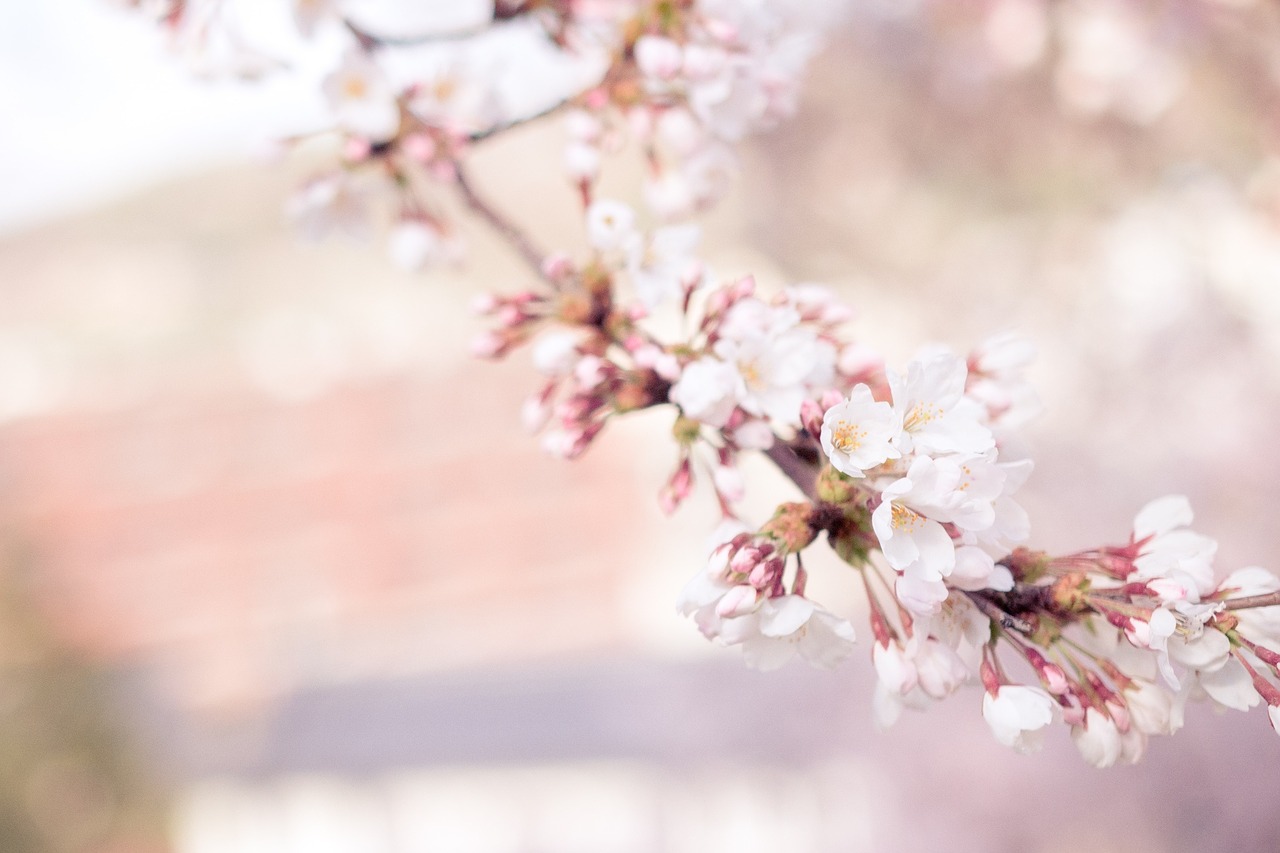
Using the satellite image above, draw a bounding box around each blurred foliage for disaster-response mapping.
[0,554,167,853]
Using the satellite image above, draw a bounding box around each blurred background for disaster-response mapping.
[3,1,1280,851]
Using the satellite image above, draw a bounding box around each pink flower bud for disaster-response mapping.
[1042,663,1070,695]
[343,136,372,162]
[401,132,437,164]
[799,398,825,438]
[819,388,844,411]
[574,355,608,387]
[541,253,574,280]
[1105,699,1131,734]
[498,304,525,328]
[469,293,499,315]
[715,584,759,618]
[1061,699,1086,727]
[470,331,507,359]
[584,88,609,110]
[635,35,683,80]
[749,557,784,589]
[712,464,745,503]
[521,394,551,432]
[730,546,761,575]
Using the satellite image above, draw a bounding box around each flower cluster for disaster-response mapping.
[132,1,1280,764]
[467,192,1280,764]
[128,0,831,267]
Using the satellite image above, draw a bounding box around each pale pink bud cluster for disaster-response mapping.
[677,533,855,671]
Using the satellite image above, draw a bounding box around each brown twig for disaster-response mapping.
[342,5,535,50]
[763,440,819,498]
[965,591,1034,634]
[1220,590,1280,611]
[453,162,551,282]
[468,98,572,143]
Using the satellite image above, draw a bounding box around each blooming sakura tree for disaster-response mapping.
[126,0,1280,766]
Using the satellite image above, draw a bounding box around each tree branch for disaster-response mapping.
[342,5,536,49]
[1221,590,1280,611]
[764,440,819,497]
[453,162,551,283]
[468,98,572,143]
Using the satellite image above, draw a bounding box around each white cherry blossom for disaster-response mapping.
[626,224,701,309]
[719,595,856,671]
[1129,495,1217,600]
[323,52,401,143]
[819,385,901,478]
[872,456,958,582]
[1071,707,1123,768]
[1124,679,1183,736]
[1196,659,1261,712]
[889,353,995,457]
[983,685,1057,754]
[669,357,739,428]
[586,199,638,252]
[912,637,971,699]
[873,642,919,696]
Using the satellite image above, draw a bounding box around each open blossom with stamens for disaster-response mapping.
[872,456,959,585]
[889,353,995,457]
[819,384,901,477]
[712,301,835,426]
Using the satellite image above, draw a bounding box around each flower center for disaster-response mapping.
[890,503,923,533]
[342,76,369,100]
[903,402,942,432]
[831,420,866,453]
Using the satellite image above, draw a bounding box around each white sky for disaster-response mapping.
[0,1,338,235]
[0,0,605,235]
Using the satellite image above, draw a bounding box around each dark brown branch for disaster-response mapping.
[965,591,1033,634]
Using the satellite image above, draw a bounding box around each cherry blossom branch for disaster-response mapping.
[342,4,538,50]
[760,435,1040,633]
[763,440,821,498]
[468,98,573,144]
[453,162,551,282]
[965,591,1034,634]
[1221,590,1280,611]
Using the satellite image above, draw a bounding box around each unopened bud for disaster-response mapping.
[470,330,508,359]
[343,136,372,162]
[715,584,759,618]
[401,132,437,164]
[1042,663,1070,695]
[799,398,825,438]
[541,252,574,281]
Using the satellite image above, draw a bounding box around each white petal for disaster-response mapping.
[1197,659,1260,711]
[1133,495,1193,540]
[758,595,816,638]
